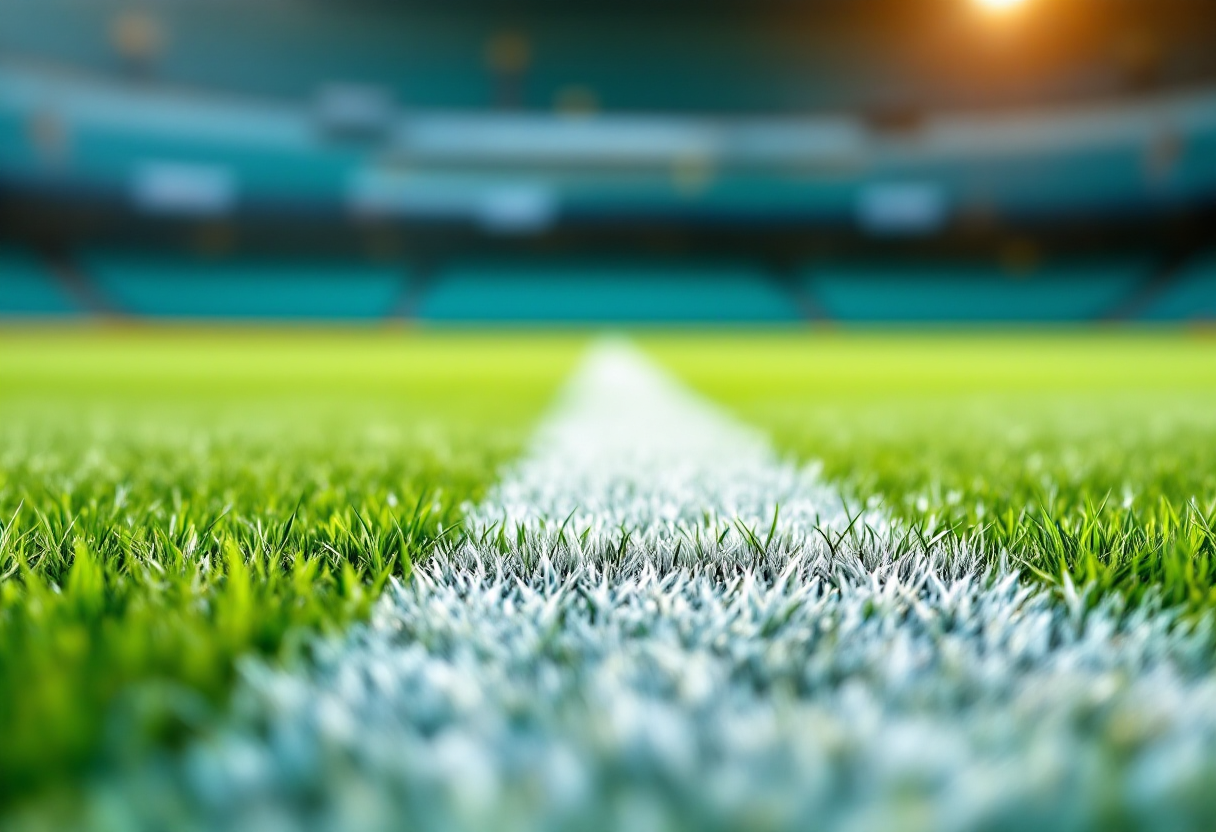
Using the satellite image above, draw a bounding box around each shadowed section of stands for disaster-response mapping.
[805,259,1152,323]
[418,261,800,324]
[1142,252,1216,321]
[4,249,1212,324]
[81,252,406,321]
[0,247,81,317]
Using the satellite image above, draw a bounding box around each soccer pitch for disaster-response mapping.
[3,328,1216,830]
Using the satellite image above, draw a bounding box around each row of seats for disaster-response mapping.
[0,247,79,316]
[419,262,798,323]
[1141,251,1216,321]
[4,248,1215,323]
[84,252,404,320]
[807,259,1152,323]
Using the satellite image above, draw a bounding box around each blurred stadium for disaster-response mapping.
[2,0,1214,324]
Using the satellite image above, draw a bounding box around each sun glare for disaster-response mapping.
[975,0,1029,13]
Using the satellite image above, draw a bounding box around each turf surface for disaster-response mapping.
[0,329,580,814]
[649,331,1216,611]
[5,328,1216,826]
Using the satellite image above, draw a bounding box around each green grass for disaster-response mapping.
[0,328,581,814]
[649,331,1216,612]
[8,327,1216,821]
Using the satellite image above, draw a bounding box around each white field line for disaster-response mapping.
[468,340,889,544]
[103,342,1216,832]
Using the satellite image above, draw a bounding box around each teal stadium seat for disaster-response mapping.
[83,253,405,320]
[419,261,800,324]
[1142,252,1216,322]
[0,248,79,316]
[805,260,1149,323]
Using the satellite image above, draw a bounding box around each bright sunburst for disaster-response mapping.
[974,0,1029,12]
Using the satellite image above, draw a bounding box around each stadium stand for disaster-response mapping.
[1141,252,1216,322]
[805,259,1151,323]
[0,64,354,208]
[418,260,800,323]
[0,247,80,317]
[82,253,405,320]
[3,60,1215,226]
[1,0,1214,324]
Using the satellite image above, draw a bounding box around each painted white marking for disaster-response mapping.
[470,340,884,543]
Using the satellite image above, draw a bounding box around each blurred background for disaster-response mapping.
[1,0,1214,325]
